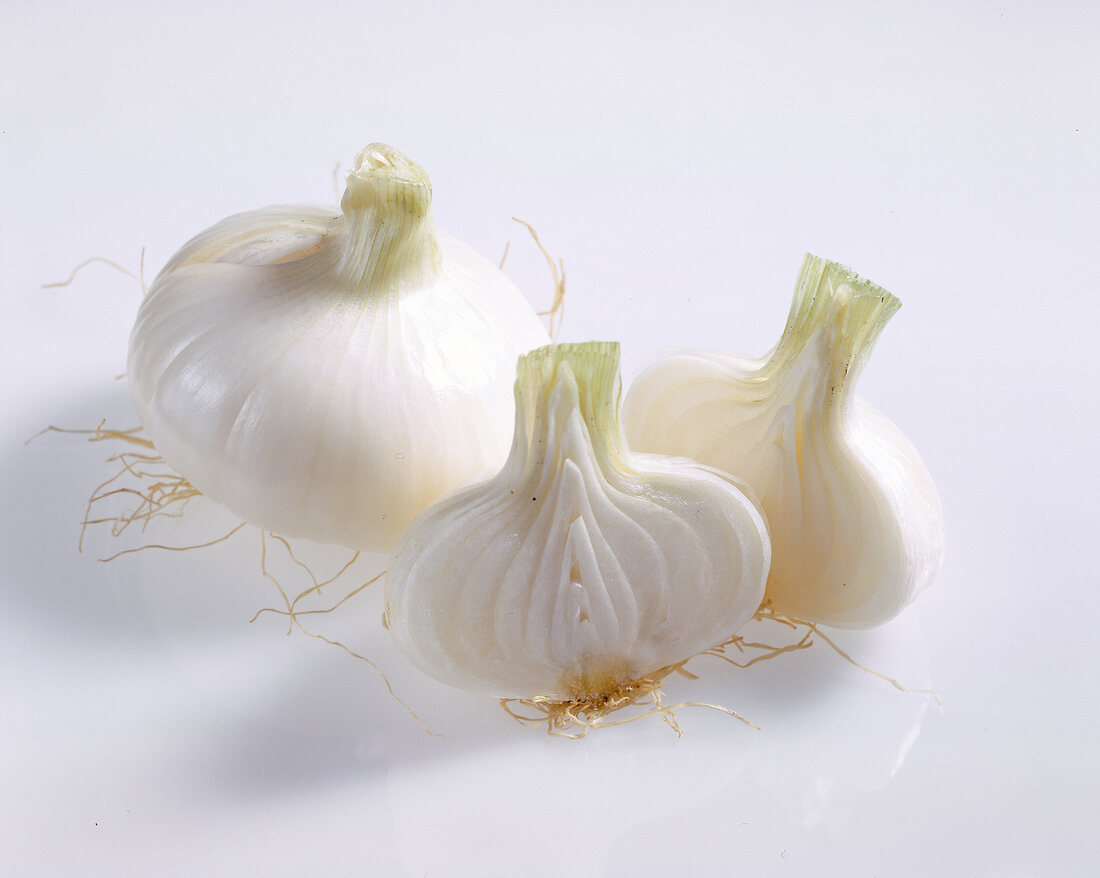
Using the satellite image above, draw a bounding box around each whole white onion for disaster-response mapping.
[128,144,549,551]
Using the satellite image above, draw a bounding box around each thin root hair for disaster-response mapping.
[41,249,147,295]
[499,218,567,341]
[252,530,438,737]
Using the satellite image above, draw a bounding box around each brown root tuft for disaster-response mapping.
[500,660,757,739]
[499,604,942,738]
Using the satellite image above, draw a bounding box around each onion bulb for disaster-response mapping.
[623,255,944,628]
[385,341,770,702]
[127,144,549,551]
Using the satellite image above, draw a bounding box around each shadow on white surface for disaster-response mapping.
[6,381,935,782]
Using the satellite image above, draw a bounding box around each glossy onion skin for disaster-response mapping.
[128,145,549,551]
[386,342,770,700]
[623,255,944,629]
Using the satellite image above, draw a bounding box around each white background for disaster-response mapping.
[3,1,1098,874]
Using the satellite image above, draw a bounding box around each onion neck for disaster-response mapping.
[512,341,627,474]
[331,143,441,291]
[771,254,901,413]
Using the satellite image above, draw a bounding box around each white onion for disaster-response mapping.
[386,341,770,700]
[623,255,944,628]
[128,144,549,551]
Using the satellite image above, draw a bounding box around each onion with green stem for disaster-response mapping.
[623,254,944,628]
[385,341,771,726]
[127,144,550,552]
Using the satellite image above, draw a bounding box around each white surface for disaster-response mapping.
[3,1,1097,875]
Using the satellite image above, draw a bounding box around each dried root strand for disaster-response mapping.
[250,530,371,634]
[702,616,816,668]
[499,218,567,341]
[45,418,437,735]
[84,465,202,548]
[250,530,440,737]
[97,521,246,562]
[27,422,154,450]
[41,249,147,295]
[514,218,566,340]
[753,608,946,712]
[29,422,204,554]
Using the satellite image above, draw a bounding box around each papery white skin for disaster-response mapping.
[128,144,549,551]
[385,341,770,700]
[623,255,944,629]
